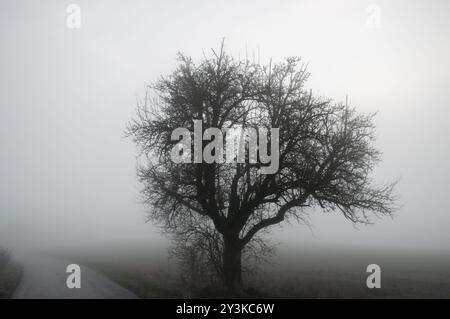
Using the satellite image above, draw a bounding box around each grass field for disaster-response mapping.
[64,243,450,299]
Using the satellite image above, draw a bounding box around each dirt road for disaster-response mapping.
[13,254,137,299]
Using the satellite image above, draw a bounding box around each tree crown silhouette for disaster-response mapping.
[127,45,397,291]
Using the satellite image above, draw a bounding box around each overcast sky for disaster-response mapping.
[1,0,449,253]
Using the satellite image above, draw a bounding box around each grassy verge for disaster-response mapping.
[84,262,182,298]
[0,249,22,299]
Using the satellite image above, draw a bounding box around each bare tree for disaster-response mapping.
[126,44,397,292]
[0,247,11,271]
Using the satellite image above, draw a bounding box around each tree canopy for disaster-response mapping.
[126,44,397,291]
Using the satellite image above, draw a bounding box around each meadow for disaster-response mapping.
[64,243,450,299]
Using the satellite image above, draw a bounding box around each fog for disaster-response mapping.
[1,0,449,255]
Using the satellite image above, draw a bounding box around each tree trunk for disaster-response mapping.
[222,236,243,293]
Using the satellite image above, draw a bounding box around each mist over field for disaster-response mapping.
[1,0,450,298]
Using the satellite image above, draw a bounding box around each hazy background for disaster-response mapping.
[1,0,449,257]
